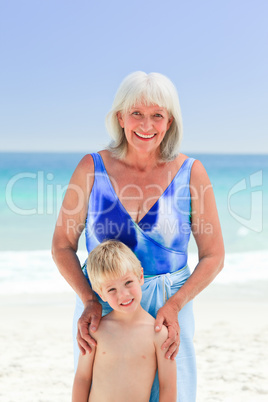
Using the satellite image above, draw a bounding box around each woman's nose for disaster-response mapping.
[140,116,153,131]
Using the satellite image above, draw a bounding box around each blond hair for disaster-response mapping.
[87,240,142,293]
[105,71,183,161]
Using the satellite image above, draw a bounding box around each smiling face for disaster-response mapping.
[117,104,173,156]
[99,270,144,314]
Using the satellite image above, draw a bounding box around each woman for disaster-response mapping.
[52,71,224,401]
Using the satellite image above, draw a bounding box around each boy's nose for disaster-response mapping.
[119,288,130,299]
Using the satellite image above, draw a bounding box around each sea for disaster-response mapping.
[0,152,267,295]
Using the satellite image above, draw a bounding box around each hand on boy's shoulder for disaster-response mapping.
[87,318,113,351]
[88,325,100,347]
[154,324,169,350]
[88,313,116,344]
[155,324,168,341]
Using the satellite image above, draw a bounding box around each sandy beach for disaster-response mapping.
[1,282,267,402]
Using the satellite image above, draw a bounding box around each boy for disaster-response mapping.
[72,240,177,402]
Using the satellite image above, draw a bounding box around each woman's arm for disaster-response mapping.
[172,159,225,307]
[52,154,102,353]
[155,160,225,359]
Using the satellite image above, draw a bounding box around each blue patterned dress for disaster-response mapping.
[73,152,197,402]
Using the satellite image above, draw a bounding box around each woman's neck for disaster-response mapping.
[124,148,164,172]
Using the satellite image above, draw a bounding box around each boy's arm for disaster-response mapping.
[155,326,177,402]
[72,346,96,402]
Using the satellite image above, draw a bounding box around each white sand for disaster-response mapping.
[0,283,267,401]
[194,282,268,401]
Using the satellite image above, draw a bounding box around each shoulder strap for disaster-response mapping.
[90,152,105,174]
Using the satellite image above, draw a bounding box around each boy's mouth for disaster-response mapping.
[120,299,134,306]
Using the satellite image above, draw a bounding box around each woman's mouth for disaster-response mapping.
[134,132,156,139]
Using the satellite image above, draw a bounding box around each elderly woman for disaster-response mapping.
[52,71,224,401]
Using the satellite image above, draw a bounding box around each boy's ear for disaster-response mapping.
[140,267,144,285]
[97,288,106,302]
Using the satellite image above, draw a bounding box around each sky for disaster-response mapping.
[0,0,267,154]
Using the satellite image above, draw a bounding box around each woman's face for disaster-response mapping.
[117,104,173,156]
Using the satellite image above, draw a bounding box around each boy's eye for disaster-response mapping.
[108,288,116,292]
[125,280,133,286]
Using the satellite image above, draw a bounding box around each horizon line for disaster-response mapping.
[1,150,268,156]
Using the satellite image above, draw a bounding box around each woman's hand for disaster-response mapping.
[155,300,180,360]
[77,299,102,354]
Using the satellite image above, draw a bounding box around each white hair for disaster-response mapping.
[105,71,183,161]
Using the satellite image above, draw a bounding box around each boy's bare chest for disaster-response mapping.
[90,322,158,401]
[95,325,156,363]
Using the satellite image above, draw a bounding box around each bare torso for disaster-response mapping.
[88,309,160,402]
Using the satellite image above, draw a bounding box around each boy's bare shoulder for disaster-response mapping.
[142,309,156,325]
[154,325,168,347]
[137,311,168,344]
[91,310,168,342]
[89,312,113,340]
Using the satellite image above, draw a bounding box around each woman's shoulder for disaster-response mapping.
[76,153,94,172]
[189,158,211,187]
[73,151,105,175]
[172,154,210,186]
[174,153,197,164]
[68,153,97,191]
[98,149,118,165]
[170,153,191,171]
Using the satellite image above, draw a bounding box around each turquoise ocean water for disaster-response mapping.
[0,152,267,294]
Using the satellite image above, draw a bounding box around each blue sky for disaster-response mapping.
[1,0,267,153]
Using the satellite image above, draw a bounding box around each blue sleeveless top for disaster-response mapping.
[85,153,195,276]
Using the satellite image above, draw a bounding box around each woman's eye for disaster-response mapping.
[132,111,142,117]
[154,113,163,118]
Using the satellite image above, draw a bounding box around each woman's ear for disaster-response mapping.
[167,116,174,130]
[117,111,124,128]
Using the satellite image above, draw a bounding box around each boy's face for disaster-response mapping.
[99,269,144,314]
